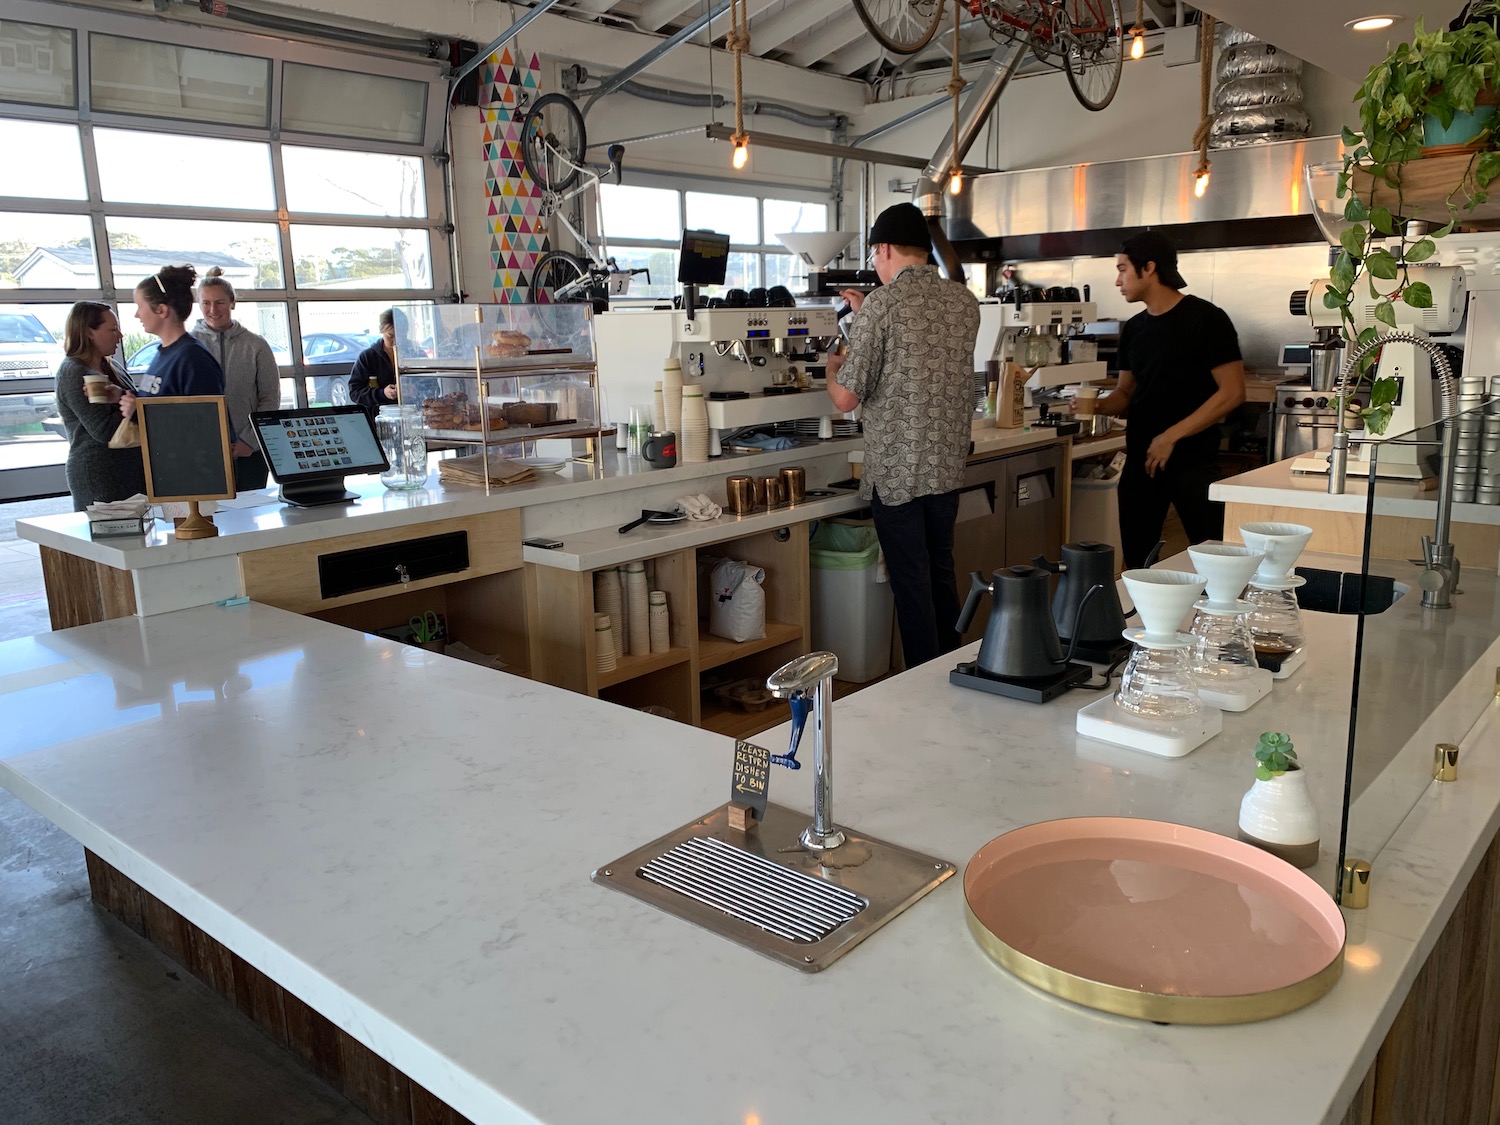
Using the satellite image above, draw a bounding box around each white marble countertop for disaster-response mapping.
[15,439,863,569]
[1212,455,1500,525]
[3,553,1499,1125]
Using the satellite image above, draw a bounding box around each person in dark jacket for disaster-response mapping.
[55,301,146,510]
[120,264,226,426]
[349,307,404,416]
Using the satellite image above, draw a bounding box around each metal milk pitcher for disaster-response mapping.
[1033,541,1127,646]
[956,565,1101,679]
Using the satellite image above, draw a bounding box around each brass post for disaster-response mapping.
[1341,859,1371,909]
[1434,743,1460,782]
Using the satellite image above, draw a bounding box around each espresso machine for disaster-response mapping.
[1287,264,1468,478]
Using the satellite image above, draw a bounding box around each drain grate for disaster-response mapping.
[638,836,866,943]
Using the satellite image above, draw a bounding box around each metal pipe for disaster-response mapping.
[586,0,734,103]
[593,78,843,129]
[914,41,1026,218]
[767,652,844,852]
[851,95,951,146]
[451,0,570,91]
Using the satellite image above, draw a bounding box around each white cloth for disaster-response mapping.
[87,494,151,519]
[675,493,722,520]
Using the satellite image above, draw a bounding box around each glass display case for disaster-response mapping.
[390,302,603,488]
[1335,406,1500,901]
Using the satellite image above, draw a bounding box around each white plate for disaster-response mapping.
[517,458,568,474]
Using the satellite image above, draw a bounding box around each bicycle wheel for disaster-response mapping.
[850,0,947,55]
[1062,0,1123,111]
[532,250,589,301]
[519,93,587,193]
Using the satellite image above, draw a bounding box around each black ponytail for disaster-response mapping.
[137,263,198,323]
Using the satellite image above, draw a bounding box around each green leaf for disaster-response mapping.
[1374,300,1399,328]
[1364,403,1395,434]
[1406,237,1437,262]
[1370,207,1396,235]
[1404,280,1435,308]
[1367,249,1401,280]
[1476,151,1500,190]
[1332,250,1356,291]
[1341,125,1361,146]
[1369,376,1400,407]
[1255,766,1274,782]
[1340,223,1369,259]
[1344,195,1370,222]
[1323,286,1345,309]
[1432,218,1457,238]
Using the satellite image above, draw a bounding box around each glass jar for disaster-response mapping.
[1021,330,1053,367]
[1244,585,1305,659]
[1189,608,1259,682]
[377,404,427,490]
[1116,643,1202,720]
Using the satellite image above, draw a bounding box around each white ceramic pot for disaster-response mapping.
[1120,568,1206,642]
[1238,768,1320,868]
[1238,522,1313,584]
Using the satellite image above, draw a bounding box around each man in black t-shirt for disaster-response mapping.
[1090,231,1246,568]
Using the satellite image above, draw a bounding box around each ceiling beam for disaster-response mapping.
[690,0,780,45]
[749,0,844,55]
[1143,0,1176,27]
[783,18,869,69]
[637,0,699,33]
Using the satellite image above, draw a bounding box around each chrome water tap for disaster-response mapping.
[767,651,844,852]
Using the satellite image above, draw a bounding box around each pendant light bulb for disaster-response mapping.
[732,136,749,171]
[1130,29,1146,60]
[948,168,963,195]
[1193,169,1210,198]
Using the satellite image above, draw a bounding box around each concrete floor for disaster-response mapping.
[0,497,375,1125]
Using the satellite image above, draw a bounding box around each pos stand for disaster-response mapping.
[174,499,218,540]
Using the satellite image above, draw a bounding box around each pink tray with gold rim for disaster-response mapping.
[964,817,1345,1024]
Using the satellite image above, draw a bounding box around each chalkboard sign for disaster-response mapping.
[137,396,235,503]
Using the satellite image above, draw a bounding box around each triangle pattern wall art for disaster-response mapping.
[480,49,550,305]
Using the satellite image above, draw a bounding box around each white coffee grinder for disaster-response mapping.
[1290,264,1467,479]
[1186,543,1274,712]
[1076,569,1223,758]
[1239,522,1314,680]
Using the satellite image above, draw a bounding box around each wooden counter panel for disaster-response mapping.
[40,546,136,629]
[1224,500,1500,564]
[241,510,522,614]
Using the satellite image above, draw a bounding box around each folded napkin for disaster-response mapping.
[87,494,151,519]
[732,434,797,451]
[675,493,722,521]
[437,452,536,487]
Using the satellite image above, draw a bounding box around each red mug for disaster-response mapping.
[642,431,677,468]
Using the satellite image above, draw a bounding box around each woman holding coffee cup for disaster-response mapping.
[55,301,146,510]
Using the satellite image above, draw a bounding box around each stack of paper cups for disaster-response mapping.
[648,590,670,653]
[653,380,665,433]
[623,562,651,657]
[593,568,624,658]
[594,613,617,674]
[680,384,710,463]
[663,357,683,439]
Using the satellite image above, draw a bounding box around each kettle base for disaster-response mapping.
[1061,637,1132,667]
[950,660,1092,704]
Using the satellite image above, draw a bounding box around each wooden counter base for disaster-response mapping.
[40,546,136,630]
[84,849,474,1125]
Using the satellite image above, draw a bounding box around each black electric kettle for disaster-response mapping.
[956,565,1101,680]
[1032,541,1127,647]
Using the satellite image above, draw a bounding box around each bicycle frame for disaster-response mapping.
[533,138,612,273]
[975,0,1111,56]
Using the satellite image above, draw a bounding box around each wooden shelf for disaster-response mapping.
[1352,152,1500,227]
[595,645,690,690]
[696,621,803,672]
[699,700,788,740]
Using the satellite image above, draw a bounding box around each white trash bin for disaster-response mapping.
[810,522,893,683]
[1070,474,1122,559]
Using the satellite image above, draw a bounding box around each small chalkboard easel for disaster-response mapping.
[136,395,236,540]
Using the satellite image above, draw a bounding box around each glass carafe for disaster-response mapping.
[1244,585,1305,659]
[1021,330,1053,367]
[377,404,427,490]
[1189,609,1258,682]
[1116,642,1201,720]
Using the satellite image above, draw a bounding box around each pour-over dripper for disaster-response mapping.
[1238,522,1313,584]
[1186,544,1265,609]
[1120,569,1207,644]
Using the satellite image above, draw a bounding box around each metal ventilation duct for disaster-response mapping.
[950,134,1340,262]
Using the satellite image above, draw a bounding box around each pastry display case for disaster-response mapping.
[390,302,604,488]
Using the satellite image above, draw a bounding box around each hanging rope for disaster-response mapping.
[1131,0,1144,35]
[726,0,750,152]
[1190,14,1217,188]
[948,0,964,182]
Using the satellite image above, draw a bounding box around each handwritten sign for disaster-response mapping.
[731,740,771,822]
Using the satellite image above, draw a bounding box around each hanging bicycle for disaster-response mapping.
[850,0,949,55]
[516,92,649,305]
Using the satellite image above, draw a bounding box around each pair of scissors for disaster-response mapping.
[409,611,441,643]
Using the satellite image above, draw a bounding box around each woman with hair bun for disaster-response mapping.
[119,263,225,427]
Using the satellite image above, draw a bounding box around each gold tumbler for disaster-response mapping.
[726,475,755,515]
[780,466,806,504]
[763,476,787,509]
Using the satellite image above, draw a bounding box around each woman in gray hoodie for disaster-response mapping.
[192,267,281,489]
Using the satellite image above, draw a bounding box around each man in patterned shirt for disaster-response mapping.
[827,202,980,668]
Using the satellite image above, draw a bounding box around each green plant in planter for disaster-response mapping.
[1254,732,1299,781]
[1330,4,1500,433]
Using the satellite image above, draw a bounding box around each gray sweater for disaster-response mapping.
[56,356,147,511]
[191,320,281,438]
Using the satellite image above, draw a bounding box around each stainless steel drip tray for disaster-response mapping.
[592,803,955,972]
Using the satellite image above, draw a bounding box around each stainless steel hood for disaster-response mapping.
[952,135,1341,261]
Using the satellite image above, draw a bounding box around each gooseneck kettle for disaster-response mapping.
[1032,540,1162,647]
[956,565,1102,680]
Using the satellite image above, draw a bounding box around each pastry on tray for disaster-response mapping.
[485,328,532,358]
[422,392,508,431]
[501,401,558,426]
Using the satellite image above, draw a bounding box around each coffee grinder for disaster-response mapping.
[1075,569,1224,758]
